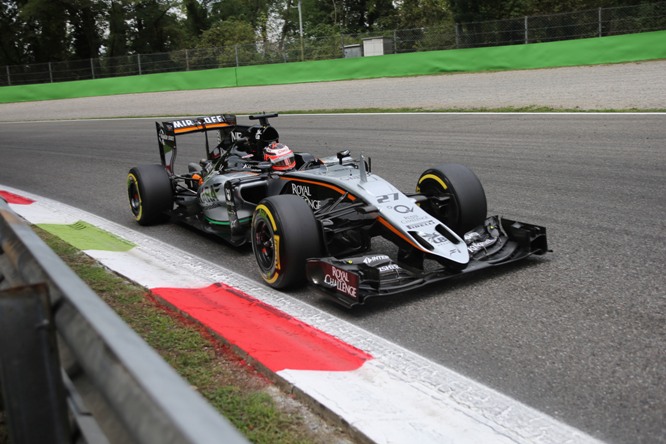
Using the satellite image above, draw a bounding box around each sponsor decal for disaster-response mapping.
[363,254,390,265]
[173,119,196,128]
[158,127,174,143]
[406,220,436,230]
[419,231,449,245]
[172,115,226,129]
[273,233,281,271]
[323,266,358,299]
[224,184,239,229]
[378,264,401,272]
[403,214,429,223]
[377,193,400,204]
[199,183,221,207]
[202,115,226,124]
[291,183,321,210]
[393,205,414,214]
[230,131,245,141]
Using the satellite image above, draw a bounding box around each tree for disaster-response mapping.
[197,17,257,46]
[182,0,210,41]
[19,0,69,62]
[0,0,27,65]
[66,0,105,59]
[209,0,273,28]
[393,0,452,29]
[107,0,130,57]
[129,0,184,54]
[329,0,396,32]
[191,18,257,67]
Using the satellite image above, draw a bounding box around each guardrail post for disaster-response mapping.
[0,283,71,444]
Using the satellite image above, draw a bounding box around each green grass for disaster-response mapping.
[33,228,352,444]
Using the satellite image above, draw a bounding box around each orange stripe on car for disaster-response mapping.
[377,216,427,253]
[173,123,232,134]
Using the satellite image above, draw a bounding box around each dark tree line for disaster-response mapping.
[0,0,655,65]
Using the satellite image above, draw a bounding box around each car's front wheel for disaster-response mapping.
[416,163,487,236]
[251,194,322,289]
[127,164,173,226]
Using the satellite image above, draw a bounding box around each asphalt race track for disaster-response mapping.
[1,113,664,443]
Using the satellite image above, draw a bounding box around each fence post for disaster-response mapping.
[5,66,10,86]
[235,45,239,67]
[138,54,142,75]
[90,58,95,79]
[455,23,460,48]
[49,62,53,83]
[524,16,529,44]
[186,49,190,71]
[598,7,603,37]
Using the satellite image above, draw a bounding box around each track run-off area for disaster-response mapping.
[1,62,664,443]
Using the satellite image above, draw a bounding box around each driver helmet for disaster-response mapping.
[264,142,296,171]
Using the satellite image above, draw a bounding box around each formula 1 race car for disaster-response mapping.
[127,113,548,307]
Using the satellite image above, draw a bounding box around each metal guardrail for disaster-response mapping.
[0,197,249,444]
[1,2,664,86]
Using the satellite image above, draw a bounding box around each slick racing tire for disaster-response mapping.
[416,163,487,236]
[251,194,322,289]
[127,164,173,226]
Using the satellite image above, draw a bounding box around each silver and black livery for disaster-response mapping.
[127,113,548,307]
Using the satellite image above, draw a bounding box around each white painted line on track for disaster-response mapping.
[2,184,604,444]
[1,112,664,126]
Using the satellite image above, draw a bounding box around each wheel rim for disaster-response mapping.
[253,218,275,272]
[128,181,141,217]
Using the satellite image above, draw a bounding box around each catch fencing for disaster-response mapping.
[0,197,248,444]
[1,2,665,87]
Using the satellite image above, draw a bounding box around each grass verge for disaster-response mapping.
[31,227,354,444]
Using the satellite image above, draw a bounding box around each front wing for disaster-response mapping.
[305,216,548,307]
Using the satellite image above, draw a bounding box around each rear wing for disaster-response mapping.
[156,114,237,173]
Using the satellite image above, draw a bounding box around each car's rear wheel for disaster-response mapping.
[127,164,173,226]
[251,194,322,289]
[416,163,487,236]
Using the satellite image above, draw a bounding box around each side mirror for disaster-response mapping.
[337,150,351,164]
